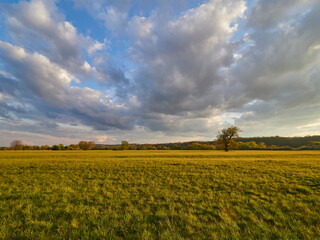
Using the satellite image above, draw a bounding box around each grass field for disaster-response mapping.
[0,150,319,239]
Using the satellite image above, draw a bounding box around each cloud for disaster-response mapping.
[1,0,126,86]
[129,0,246,116]
[0,41,135,131]
[1,0,320,146]
[72,0,131,34]
[247,0,318,30]
[0,0,134,133]
[125,0,320,135]
[230,4,320,115]
[96,135,108,143]
[219,3,320,139]
[3,0,84,73]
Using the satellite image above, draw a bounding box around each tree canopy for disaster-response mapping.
[78,141,95,150]
[121,141,129,150]
[217,126,241,152]
[10,140,23,150]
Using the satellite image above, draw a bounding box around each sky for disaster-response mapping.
[0,0,320,146]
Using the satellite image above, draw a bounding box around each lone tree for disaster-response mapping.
[217,126,241,152]
[121,141,129,150]
[10,140,23,150]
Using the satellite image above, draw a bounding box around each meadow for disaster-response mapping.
[0,150,319,239]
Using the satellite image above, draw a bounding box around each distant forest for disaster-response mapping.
[3,135,320,151]
[235,136,320,148]
[125,135,320,150]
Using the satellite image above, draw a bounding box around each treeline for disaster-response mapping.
[5,140,96,151]
[132,140,320,151]
[235,136,320,148]
[2,138,320,151]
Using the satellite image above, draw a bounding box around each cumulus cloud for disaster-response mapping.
[0,41,134,131]
[1,0,320,146]
[129,0,246,116]
[1,0,126,85]
[247,0,318,29]
[230,4,320,124]
[72,0,131,33]
[96,135,108,143]
[127,0,320,135]
[3,0,85,74]
[0,0,134,135]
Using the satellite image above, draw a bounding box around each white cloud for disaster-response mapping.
[2,0,125,85]
[72,0,131,33]
[0,41,26,60]
[129,0,246,117]
[96,135,108,143]
[88,39,108,55]
[1,0,320,145]
[0,41,135,131]
[247,0,318,29]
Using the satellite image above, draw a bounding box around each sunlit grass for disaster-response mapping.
[0,150,319,239]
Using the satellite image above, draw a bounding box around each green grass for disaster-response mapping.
[0,150,319,239]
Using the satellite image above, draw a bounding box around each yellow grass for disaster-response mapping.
[0,150,319,239]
